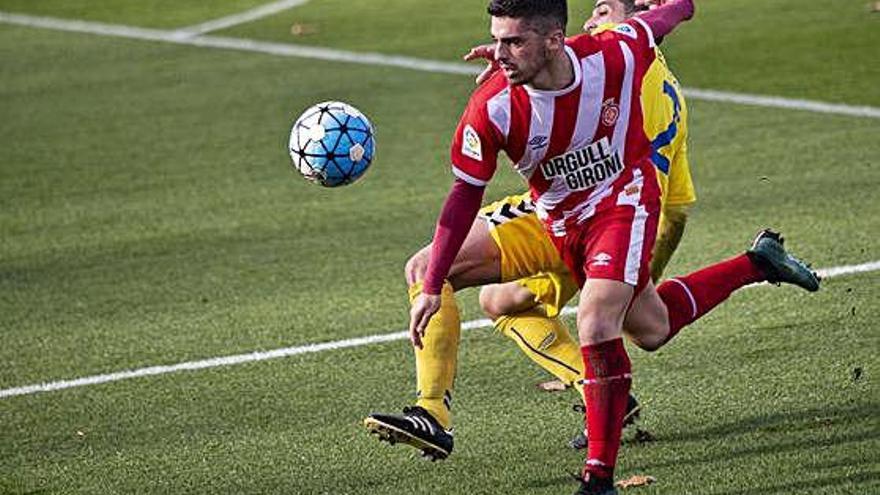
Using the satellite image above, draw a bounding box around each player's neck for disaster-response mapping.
[528,48,574,92]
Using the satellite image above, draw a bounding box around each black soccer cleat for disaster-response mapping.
[363,406,454,461]
[573,474,618,495]
[747,229,820,292]
[569,394,641,450]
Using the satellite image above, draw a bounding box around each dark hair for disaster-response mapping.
[486,0,568,34]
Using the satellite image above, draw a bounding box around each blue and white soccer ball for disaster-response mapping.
[288,101,376,187]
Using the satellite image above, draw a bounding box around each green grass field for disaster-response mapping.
[1,1,878,494]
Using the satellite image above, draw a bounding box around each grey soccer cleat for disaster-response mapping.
[747,229,820,292]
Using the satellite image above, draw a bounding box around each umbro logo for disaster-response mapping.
[529,135,549,150]
[591,252,612,267]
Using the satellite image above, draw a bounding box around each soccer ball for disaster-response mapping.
[288,101,376,187]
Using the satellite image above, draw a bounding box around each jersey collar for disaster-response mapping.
[523,45,582,97]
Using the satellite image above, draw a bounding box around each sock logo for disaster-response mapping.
[537,331,556,351]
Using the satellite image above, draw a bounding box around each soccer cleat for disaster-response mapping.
[363,406,454,461]
[569,394,641,450]
[747,230,820,292]
[573,474,618,495]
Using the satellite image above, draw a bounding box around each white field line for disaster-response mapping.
[0,12,478,75]
[1,260,877,400]
[684,88,880,119]
[1,11,880,119]
[558,260,880,318]
[170,0,312,40]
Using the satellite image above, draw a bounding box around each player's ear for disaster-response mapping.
[546,28,565,51]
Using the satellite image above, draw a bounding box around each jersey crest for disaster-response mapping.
[601,98,620,126]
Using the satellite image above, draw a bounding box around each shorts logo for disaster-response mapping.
[591,252,613,267]
[462,124,483,161]
[601,99,619,126]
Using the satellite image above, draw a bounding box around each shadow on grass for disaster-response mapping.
[521,473,579,491]
[709,470,880,495]
[658,401,877,443]
[633,401,878,471]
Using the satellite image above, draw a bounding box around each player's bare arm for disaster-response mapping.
[651,205,689,281]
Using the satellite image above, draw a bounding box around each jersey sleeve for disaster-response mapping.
[449,96,502,186]
[665,143,697,207]
[615,18,658,66]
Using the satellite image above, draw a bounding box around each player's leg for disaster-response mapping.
[477,200,588,392]
[405,218,502,290]
[569,168,661,490]
[649,205,688,282]
[364,212,502,459]
[576,278,635,485]
[407,218,500,425]
[481,277,585,389]
[623,230,820,351]
[481,274,643,451]
[478,280,537,319]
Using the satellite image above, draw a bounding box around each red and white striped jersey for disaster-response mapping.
[450,18,660,237]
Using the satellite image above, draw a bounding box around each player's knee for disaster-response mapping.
[404,247,430,286]
[576,312,621,345]
[629,332,665,352]
[478,286,505,320]
[479,283,536,320]
[639,321,671,351]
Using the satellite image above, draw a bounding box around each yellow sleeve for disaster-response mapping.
[641,49,697,209]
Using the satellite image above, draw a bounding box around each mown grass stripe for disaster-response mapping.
[0,260,876,400]
[1,11,878,119]
[170,0,313,39]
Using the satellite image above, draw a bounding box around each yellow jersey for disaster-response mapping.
[596,22,696,207]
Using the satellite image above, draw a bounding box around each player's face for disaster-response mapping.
[584,0,628,32]
[490,16,556,86]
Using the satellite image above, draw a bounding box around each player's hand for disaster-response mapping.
[409,293,442,349]
[463,43,499,85]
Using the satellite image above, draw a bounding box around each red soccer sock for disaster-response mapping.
[658,253,764,343]
[580,338,632,480]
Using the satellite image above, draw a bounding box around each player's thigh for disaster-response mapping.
[622,279,670,351]
[481,194,568,281]
[572,190,659,344]
[403,220,500,289]
[447,218,502,289]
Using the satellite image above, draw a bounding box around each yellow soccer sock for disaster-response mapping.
[496,309,586,403]
[410,281,460,430]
